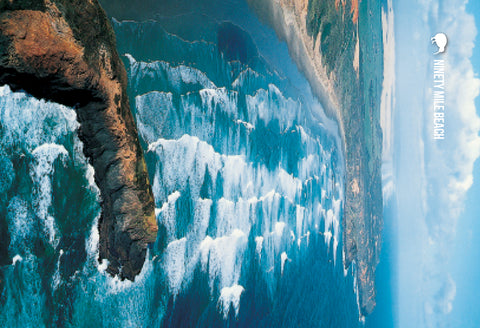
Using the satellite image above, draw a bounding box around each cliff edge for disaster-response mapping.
[0,0,157,280]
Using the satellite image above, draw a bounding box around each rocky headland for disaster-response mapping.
[0,0,384,314]
[0,0,157,280]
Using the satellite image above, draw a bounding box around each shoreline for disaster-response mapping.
[247,0,346,149]
[248,0,384,316]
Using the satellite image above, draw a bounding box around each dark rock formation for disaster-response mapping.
[0,0,157,280]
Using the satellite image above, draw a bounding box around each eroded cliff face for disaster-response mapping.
[0,0,157,280]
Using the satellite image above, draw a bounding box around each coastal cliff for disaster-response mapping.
[247,0,384,315]
[0,0,157,280]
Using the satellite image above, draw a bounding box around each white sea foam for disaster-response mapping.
[245,84,301,130]
[218,284,245,318]
[86,215,101,264]
[126,53,216,93]
[52,249,64,290]
[125,41,346,318]
[12,254,23,265]
[31,143,68,247]
[200,87,238,117]
[199,229,248,292]
[149,133,343,307]
[274,221,286,238]
[156,191,181,242]
[280,252,289,275]
[1,85,101,255]
[6,197,33,254]
[255,236,264,258]
[235,119,255,130]
[231,68,261,89]
[0,85,78,151]
[164,238,187,296]
[135,91,175,144]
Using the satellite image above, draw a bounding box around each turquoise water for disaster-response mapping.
[0,1,361,326]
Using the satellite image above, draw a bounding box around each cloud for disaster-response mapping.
[394,0,480,326]
[380,0,396,203]
[418,0,480,326]
[424,274,456,315]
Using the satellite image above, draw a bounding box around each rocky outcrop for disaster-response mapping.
[0,0,157,280]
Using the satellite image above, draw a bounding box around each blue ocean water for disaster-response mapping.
[0,2,361,327]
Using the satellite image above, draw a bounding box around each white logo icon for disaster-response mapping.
[431,33,448,55]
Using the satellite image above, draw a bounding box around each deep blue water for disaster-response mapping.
[0,1,362,327]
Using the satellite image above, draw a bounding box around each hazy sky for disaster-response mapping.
[394,0,480,327]
[449,1,480,326]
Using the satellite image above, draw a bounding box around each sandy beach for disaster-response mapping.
[247,0,346,148]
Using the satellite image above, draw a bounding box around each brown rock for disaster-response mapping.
[0,0,157,280]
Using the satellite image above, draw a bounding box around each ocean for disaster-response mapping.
[0,1,362,326]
